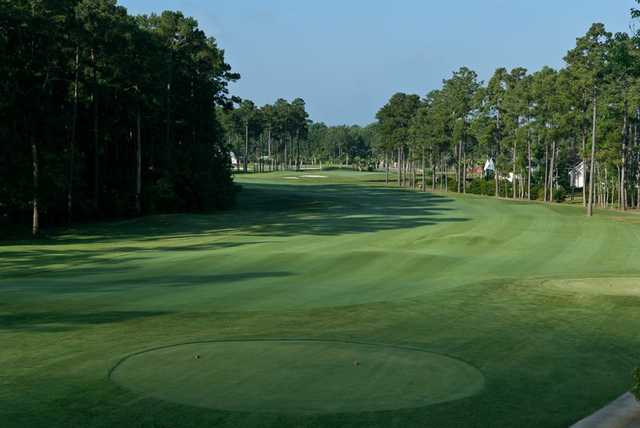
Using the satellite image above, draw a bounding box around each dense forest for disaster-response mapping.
[1,0,241,235]
[220,99,378,173]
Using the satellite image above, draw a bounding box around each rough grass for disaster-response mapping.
[1,170,640,427]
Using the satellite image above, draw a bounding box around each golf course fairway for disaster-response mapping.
[2,170,640,427]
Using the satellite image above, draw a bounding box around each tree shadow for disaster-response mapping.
[0,310,170,332]
[228,183,466,237]
[160,272,293,288]
[0,242,272,278]
[3,183,465,245]
[0,183,468,280]
[2,270,294,295]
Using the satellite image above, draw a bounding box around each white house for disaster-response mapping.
[569,162,585,189]
[230,151,239,168]
[483,159,496,175]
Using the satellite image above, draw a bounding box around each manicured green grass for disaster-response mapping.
[110,339,484,414]
[2,170,640,427]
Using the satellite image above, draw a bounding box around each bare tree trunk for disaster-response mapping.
[255,142,259,173]
[636,109,640,209]
[67,46,79,224]
[267,126,272,171]
[527,138,531,200]
[432,153,436,191]
[445,161,448,192]
[422,148,426,191]
[587,93,597,217]
[548,140,556,202]
[243,122,248,173]
[385,151,389,184]
[296,129,300,171]
[512,141,517,199]
[165,54,172,168]
[92,49,100,214]
[397,145,401,186]
[284,138,288,171]
[457,141,462,193]
[402,147,407,187]
[543,142,549,203]
[135,104,142,215]
[31,129,39,236]
[582,132,587,206]
[621,101,628,211]
[462,145,466,194]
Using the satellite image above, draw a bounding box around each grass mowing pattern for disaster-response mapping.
[110,339,484,414]
[1,170,640,427]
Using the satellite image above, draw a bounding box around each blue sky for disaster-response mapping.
[120,0,637,126]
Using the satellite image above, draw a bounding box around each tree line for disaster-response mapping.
[219,99,381,172]
[1,0,240,235]
[6,1,638,237]
[375,9,640,216]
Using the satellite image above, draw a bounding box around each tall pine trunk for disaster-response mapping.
[267,126,272,171]
[548,141,556,202]
[512,141,517,199]
[165,53,173,167]
[462,145,466,194]
[582,132,587,207]
[385,151,389,184]
[31,125,39,236]
[527,138,531,200]
[457,141,462,193]
[67,46,79,224]
[92,49,100,214]
[397,145,401,186]
[422,149,426,192]
[244,122,248,173]
[135,104,142,215]
[621,100,628,211]
[587,92,597,217]
[284,139,288,170]
[431,153,436,191]
[543,142,548,202]
[296,129,300,170]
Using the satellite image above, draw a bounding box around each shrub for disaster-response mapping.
[467,178,496,196]
[537,186,567,202]
[553,186,567,203]
[633,368,640,401]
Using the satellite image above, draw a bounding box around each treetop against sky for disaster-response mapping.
[120,0,635,126]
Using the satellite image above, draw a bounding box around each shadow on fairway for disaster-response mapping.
[0,242,272,278]
[1,270,294,295]
[12,183,465,243]
[161,271,293,287]
[0,184,467,276]
[219,183,466,238]
[0,310,170,332]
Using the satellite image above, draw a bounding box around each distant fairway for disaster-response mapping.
[2,170,640,427]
